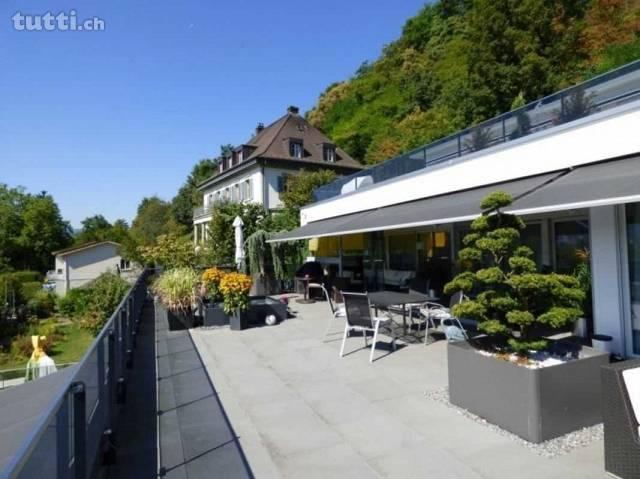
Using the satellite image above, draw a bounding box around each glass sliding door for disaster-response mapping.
[553,219,590,273]
[626,203,640,355]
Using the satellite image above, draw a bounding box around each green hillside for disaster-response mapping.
[307,0,640,165]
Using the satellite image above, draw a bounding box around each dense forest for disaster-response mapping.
[307,0,640,164]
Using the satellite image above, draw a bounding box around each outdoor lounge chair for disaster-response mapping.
[418,291,468,344]
[308,283,346,342]
[602,359,640,479]
[340,292,397,363]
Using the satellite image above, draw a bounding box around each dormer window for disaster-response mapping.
[289,140,303,158]
[323,145,336,163]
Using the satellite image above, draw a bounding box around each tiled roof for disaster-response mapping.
[199,107,362,188]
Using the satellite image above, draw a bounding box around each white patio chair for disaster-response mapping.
[418,291,468,344]
[308,283,346,342]
[340,292,397,363]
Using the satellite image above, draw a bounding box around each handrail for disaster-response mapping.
[0,269,150,479]
[313,59,640,203]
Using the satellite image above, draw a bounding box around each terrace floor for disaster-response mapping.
[190,297,608,479]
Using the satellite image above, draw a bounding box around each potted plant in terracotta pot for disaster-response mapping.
[153,267,199,330]
[201,267,228,326]
[220,272,253,331]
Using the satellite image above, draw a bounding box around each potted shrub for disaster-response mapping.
[219,272,252,331]
[445,192,609,443]
[153,267,198,330]
[201,267,228,326]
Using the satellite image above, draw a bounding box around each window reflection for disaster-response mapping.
[554,220,589,274]
[626,203,640,355]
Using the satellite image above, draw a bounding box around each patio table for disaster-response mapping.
[368,291,438,336]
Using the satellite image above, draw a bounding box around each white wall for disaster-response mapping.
[55,243,123,296]
[200,167,263,211]
[302,103,640,225]
[590,205,626,355]
[264,167,295,209]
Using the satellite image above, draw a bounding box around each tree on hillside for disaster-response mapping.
[171,158,218,231]
[276,169,337,229]
[582,0,640,60]
[17,193,73,272]
[130,196,174,247]
[0,185,26,271]
[76,215,112,243]
[307,0,634,165]
[75,215,132,246]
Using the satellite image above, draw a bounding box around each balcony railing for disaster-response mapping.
[193,205,213,219]
[313,60,640,203]
[1,270,150,479]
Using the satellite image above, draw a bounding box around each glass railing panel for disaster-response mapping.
[313,60,640,203]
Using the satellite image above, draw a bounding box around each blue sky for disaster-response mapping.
[0,0,426,227]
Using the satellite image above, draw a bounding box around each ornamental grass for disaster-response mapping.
[153,267,199,313]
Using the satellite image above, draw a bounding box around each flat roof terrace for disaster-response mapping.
[190,298,607,479]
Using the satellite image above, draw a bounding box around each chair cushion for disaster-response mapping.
[335,305,346,317]
[622,367,640,426]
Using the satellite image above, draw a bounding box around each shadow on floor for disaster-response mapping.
[156,303,254,479]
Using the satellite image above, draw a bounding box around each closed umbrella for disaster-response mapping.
[233,215,245,271]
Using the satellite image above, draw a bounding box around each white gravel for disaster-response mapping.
[424,387,603,458]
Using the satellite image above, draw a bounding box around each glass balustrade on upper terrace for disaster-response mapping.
[313,60,640,204]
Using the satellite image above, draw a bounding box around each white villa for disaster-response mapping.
[192,106,362,243]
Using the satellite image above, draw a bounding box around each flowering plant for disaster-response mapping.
[201,267,226,302]
[219,272,253,314]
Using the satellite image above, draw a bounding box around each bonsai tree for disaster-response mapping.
[444,192,585,354]
[219,272,253,315]
[201,267,226,303]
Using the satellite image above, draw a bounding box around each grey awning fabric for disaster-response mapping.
[269,172,561,242]
[268,210,376,242]
[508,156,640,216]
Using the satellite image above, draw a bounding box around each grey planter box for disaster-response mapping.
[229,310,248,331]
[448,340,609,443]
[203,302,229,327]
[155,300,193,331]
[246,296,287,325]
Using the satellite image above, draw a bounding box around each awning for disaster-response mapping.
[508,156,640,216]
[269,172,561,242]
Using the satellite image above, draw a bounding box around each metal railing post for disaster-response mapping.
[107,330,116,421]
[71,382,86,479]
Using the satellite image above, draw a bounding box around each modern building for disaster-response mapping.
[271,61,640,358]
[47,241,136,295]
[193,106,362,243]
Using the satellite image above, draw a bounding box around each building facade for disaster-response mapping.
[272,61,640,358]
[193,106,362,243]
[47,241,137,296]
